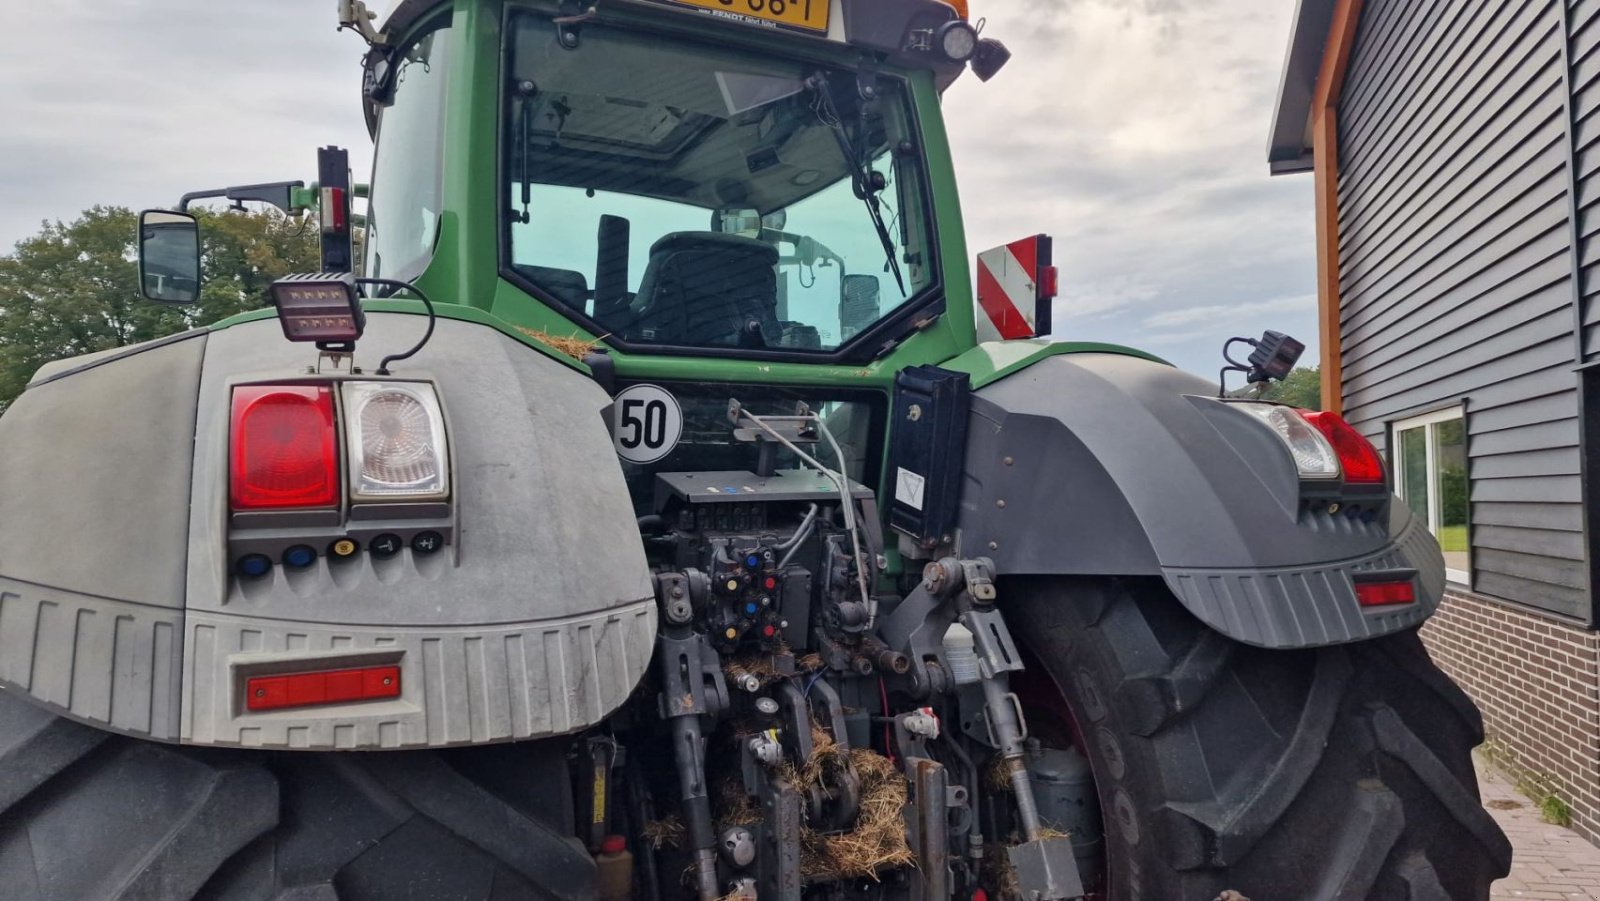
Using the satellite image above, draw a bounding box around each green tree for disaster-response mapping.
[0,206,319,410]
[1258,366,1323,411]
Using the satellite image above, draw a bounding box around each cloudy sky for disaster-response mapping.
[0,0,1316,377]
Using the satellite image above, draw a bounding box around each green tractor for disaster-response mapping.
[0,1,1511,898]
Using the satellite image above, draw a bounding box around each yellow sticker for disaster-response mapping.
[650,0,830,34]
[592,765,607,825]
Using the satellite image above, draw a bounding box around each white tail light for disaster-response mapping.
[1231,402,1340,480]
[342,382,450,500]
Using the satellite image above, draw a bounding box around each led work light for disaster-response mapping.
[269,272,366,348]
[936,20,979,63]
[1246,331,1305,384]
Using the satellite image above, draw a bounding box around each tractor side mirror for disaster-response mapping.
[137,210,202,305]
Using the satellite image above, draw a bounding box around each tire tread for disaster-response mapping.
[1009,576,1510,900]
[0,689,588,901]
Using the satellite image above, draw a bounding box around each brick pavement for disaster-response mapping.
[1482,754,1600,899]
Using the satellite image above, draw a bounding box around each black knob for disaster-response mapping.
[370,533,403,559]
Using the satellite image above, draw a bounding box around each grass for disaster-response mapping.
[1479,738,1573,827]
[1437,524,1469,553]
[1542,793,1574,828]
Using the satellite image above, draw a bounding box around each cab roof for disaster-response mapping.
[374,0,966,69]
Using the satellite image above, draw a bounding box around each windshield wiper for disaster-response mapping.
[804,71,906,296]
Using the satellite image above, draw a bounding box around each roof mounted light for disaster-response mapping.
[971,38,1012,82]
[937,20,980,63]
[1220,330,1305,395]
[269,272,366,350]
[1246,331,1305,384]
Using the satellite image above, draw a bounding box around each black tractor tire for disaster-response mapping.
[1008,576,1512,901]
[0,690,590,901]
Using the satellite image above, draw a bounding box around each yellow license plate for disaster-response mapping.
[653,0,830,34]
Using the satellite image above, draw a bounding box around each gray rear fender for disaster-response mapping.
[960,352,1443,648]
[0,313,656,748]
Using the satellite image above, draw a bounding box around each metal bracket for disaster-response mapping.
[960,557,997,603]
[178,181,306,215]
[963,606,1024,678]
[881,557,1004,698]
[314,351,358,375]
[773,680,815,763]
[336,0,387,45]
[982,691,1030,749]
[1008,835,1085,900]
[878,577,957,699]
[854,55,881,103]
[658,631,728,719]
[654,572,695,626]
[809,677,851,752]
[906,759,951,900]
[755,780,804,901]
[554,0,597,49]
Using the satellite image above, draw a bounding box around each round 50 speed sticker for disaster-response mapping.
[612,384,684,464]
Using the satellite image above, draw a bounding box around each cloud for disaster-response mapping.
[0,1,371,246]
[944,0,1318,374]
[1140,330,1210,347]
[1144,294,1317,329]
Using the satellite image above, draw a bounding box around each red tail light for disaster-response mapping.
[1354,580,1415,607]
[246,665,400,711]
[1300,411,1386,484]
[230,385,339,510]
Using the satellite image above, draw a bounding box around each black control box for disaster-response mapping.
[886,365,970,546]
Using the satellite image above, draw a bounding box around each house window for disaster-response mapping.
[1392,408,1469,584]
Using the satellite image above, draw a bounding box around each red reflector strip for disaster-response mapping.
[1355,580,1415,607]
[246,665,400,711]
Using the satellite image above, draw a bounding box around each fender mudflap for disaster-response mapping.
[959,351,1445,649]
[1161,510,1443,648]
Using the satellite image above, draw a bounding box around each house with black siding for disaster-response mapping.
[1271,0,1600,843]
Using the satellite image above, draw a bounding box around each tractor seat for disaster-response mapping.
[625,232,779,347]
[513,264,591,314]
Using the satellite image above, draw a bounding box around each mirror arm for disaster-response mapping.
[178,181,307,215]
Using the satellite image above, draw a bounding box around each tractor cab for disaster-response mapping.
[343,0,1043,518]
[358,0,1021,367]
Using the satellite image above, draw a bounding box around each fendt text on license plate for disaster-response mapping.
[652,0,830,34]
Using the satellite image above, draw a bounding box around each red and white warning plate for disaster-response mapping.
[975,234,1057,343]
